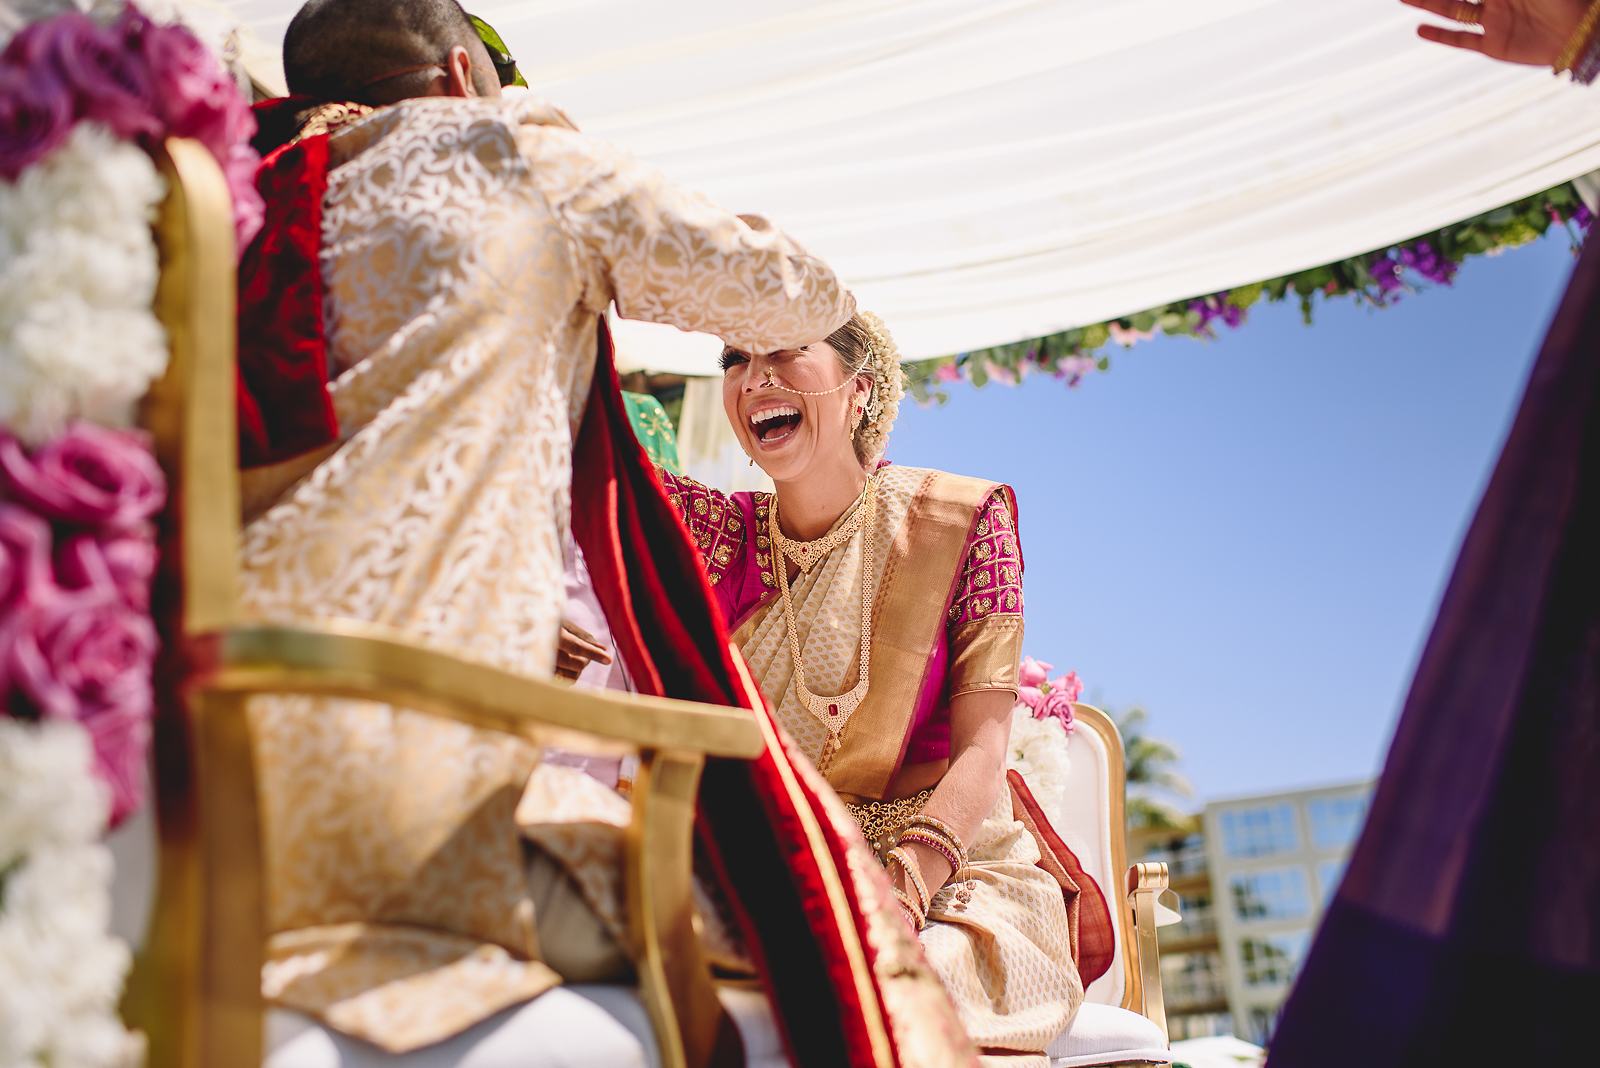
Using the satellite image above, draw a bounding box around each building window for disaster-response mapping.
[1316,859,1346,903]
[1240,931,1310,988]
[1230,867,1311,922]
[1307,793,1369,851]
[1170,1011,1235,1041]
[1166,890,1216,940]
[1219,803,1299,859]
[1161,949,1226,1007]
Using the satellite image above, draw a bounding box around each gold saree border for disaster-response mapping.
[825,470,999,800]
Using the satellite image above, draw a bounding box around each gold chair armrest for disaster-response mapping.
[1126,861,1170,1042]
[201,620,764,759]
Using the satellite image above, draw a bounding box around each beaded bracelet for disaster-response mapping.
[899,814,970,874]
[897,828,964,878]
[1555,0,1600,78]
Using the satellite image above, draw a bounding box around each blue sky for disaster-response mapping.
[888,231,1579,803]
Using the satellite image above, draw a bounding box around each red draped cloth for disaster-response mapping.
[1268,240,1600,1064]
[238,99,962,1068]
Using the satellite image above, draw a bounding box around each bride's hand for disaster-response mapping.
[1402,0,1592,66]
[555,620,612,682]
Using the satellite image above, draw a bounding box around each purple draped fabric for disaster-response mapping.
[1267,240,1600,1064]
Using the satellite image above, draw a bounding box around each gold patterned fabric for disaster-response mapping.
[238,94,853,1048]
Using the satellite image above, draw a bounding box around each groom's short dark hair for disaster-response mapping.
[283,0,493,101]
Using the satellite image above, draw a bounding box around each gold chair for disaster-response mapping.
[123,139,763,1068]
[1044,704,1175,1068]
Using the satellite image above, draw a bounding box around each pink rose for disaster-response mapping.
[0,504,54,615]
[1034,686,1076,733]
[223,138,265,252]
[935,363,962,384]
[55,531,158,612]
[1049,671,1083,704]
[3,12,159,141]
[117,9,263,255]
[80,695,151,828]
[0,425,165,531]
[5,581,157,723]
[1017,685,1044,711]
[1018,655,1053,689]
[0,62,73,179]
[123,10,234,151]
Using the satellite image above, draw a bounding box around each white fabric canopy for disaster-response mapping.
[221,0,1600,375]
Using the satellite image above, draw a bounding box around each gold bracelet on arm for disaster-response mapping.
[885,845,931,915]
[891,886,926,930]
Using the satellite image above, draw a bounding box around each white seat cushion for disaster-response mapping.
[1048,1003,1170,1067]
[265,985,785,1068]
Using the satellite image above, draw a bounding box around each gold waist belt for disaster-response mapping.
[845,787,934,855]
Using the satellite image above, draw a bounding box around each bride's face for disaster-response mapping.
[720,341,867,483]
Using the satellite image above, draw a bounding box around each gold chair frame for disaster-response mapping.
[1071,704,1171,1042]
[123,139,761,1068]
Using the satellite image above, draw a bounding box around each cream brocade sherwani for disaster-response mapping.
[238,95,853,1051]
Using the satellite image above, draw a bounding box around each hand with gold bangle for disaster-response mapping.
[1402,0,1599,77]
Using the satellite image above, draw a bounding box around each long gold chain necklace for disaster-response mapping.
[769,474,880,750]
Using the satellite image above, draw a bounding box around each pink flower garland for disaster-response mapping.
[1016,655,1082,733]
[0,4,264,254]
[0,425,165,828]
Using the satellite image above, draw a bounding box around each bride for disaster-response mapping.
[658,312,1083,1063]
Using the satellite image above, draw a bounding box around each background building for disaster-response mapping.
[1131,779,1373,1047]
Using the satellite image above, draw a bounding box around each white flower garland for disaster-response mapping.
[0,124,167,445]
[0,719,140,1068]
[1007,705,1073,826]
[0,110,169,1067]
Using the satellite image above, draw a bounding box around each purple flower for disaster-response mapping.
[0,62,73,179]
[3,12,159,141]
[1369,254,1405,300]
[1398,241,1457,286]
[1575,204,1594,230]
[0,425,165,532]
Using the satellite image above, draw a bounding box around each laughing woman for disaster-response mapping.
[658,312,1083,1063]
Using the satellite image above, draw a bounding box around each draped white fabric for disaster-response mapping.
[221,0,1600,375]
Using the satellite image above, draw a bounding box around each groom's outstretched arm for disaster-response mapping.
[522,122,856,353]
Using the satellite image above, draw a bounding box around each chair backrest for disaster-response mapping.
[1060,703,1141,1010]
[120,136,245,1065]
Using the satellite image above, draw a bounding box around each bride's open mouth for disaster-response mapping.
[749,403,803,448]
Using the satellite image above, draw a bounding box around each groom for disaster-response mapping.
[236,2,973,1065]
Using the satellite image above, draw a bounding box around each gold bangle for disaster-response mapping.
[892,886,926,930]
[886,846,930,914]
[1555,0,1600,73]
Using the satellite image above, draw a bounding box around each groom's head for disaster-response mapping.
[284,0,503,105]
